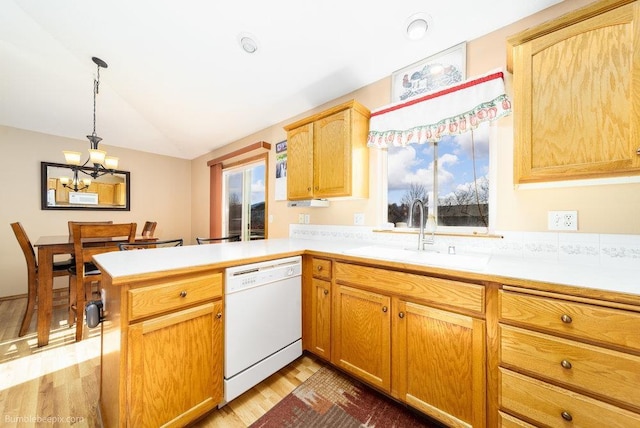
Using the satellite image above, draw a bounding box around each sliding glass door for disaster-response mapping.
[222,160,266,241]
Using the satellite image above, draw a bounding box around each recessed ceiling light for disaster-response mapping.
[237,32,259,54]
[405,13,430,41]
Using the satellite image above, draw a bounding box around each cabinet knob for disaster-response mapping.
[561,359,572,369]
[323,289,329,295]
[216,312,222,319]
[561,314,572,324]
[398,311,405,318]
[317,265,323,271]
[307,187,312,191]
[179,291,187,298]
[561,411,573,422]
[382,306,388,313]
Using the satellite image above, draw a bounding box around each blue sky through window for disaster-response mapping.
[387,122,490,206]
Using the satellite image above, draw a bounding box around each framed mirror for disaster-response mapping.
[41,161,131,211]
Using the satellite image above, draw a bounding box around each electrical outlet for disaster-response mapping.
[354,213,365,225]
[304,214,310,224]
[548,210,578,231]
[298,214,305,224]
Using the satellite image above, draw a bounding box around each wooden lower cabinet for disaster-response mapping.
[498,286,640,427]
[332,284,391,392]
[393,299,486,428]
[500,368,640,427]
[310,259,487,427]
[128,302,223,427]
[100,271,223,427]
[310,277,331,359]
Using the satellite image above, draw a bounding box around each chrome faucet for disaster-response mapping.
[408,198,434,250]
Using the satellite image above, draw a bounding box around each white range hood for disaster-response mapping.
[287,199,330,208]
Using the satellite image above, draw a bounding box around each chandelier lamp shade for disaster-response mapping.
[62,56,119,190]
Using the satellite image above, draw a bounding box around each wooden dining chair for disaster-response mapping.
[67,221,115,322]
[118,238,183,251]
[196,235,241,244]
[10,222,73,336]
[142,221,157,238]
[68,220,113,238]
[69,222,136,341]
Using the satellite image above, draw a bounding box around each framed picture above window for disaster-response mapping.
[391,42,466,103]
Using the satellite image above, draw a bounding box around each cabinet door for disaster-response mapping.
[310,278,331,360]
[513,2,640,183]
[314,108,352,198]
[97,183,115,205]
[113,182,126,206]
[128,301,223,428]
[393,299,486,428]
[55,179,70,203]
[332,284,391,392]
[287,123,314,200]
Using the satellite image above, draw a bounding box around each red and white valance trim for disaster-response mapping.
[367,69,511,148]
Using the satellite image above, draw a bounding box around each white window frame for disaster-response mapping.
[221,158,266,241]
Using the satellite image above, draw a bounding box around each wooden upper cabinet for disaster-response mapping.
[284,100,370,200]
[509,0,640,183]
[287,123,314,199]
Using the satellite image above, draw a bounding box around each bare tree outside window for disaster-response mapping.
[387,122,490,230]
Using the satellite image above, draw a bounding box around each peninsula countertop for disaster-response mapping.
[93,238,640,301]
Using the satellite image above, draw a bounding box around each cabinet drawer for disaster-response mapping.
[312,258,332,280]
[336,262,484,313]
[128,273,222,321]
[499,290,640,351]
[500,368,640,428]
[499,411,536,428]
[500,324,640,409]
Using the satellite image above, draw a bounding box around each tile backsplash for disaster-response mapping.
[289,224,640,269]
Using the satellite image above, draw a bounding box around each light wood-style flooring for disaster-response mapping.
[0,294,322,427]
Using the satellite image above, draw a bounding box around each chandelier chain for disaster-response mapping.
[92,64,100,137]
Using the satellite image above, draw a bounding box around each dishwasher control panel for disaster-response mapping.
[225,256,302,293]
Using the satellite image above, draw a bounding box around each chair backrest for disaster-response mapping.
[72,223,137,277]
[10,222,37,273]
[142,221,157,237]
[118,238,183,251]
[196,235,241,245]
[68,221,114,239]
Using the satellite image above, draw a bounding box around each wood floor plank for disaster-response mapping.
[0,296,322,427]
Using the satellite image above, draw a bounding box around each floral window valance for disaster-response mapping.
[367,69,512,148]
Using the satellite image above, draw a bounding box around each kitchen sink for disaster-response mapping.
[343,245,490,271]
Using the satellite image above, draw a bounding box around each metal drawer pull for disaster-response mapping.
[560,314,572,324]
[323,289,329,295]
[179,291,187,298]
[561,411,573,421]
[561,359,572,369]
[216,312,222,319]
[398,312,405,318]
[382,306,388,313]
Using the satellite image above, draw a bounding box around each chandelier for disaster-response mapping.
[61,57,118,191]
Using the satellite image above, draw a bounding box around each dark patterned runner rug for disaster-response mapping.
[250,365,443,428]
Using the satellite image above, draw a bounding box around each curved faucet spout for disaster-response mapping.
[409,199,425,250]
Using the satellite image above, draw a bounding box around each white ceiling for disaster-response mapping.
[1,0,562,160]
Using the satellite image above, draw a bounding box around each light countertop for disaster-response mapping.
[93,238,640,299]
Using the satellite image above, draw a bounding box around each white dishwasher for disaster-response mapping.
[223,256,302,404]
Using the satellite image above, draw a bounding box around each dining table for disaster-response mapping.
[33,234,156,347]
